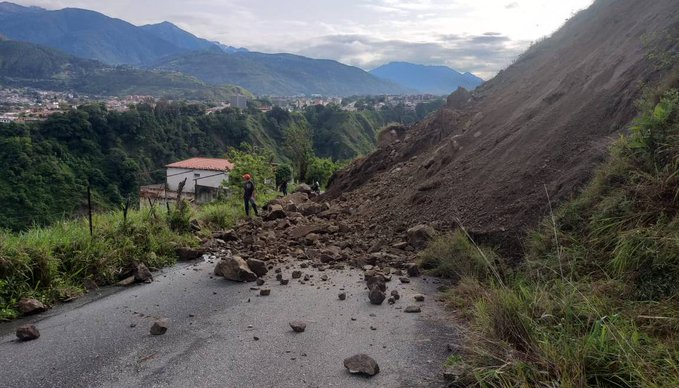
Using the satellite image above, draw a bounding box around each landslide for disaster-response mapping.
[326,0,679,249]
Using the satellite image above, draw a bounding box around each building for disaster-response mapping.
[230,95,248,110]
[140,157,234,206]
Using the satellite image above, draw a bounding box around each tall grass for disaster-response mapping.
[438,89,679,386]
[0,195,261,321]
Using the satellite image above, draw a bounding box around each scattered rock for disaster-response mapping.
[289,321,307,333]
[260,289,271,296]
[320,274,328,281]
[213,229,238,241]
[406,263,421,277]
[404,305,421,313]
[16,324,40,341]
[343,354,380,376]
[388,297,395,304]
[399,277,411,284]
[264,204,287,221]
[256,278,265,286]
[150,319,169,335]
[406,224,435,249]
[16,298,46,315]
[176,247,205,261]
[292,270,302,279]
[246,259,268,277]
[133,263,153,283]
[280,279,290,285]
[295,183,312,195]
[215,256,258,282]
[338,292,347,300]
[390,290,400,300]
[414,294,425,302]
[368,287,386,305]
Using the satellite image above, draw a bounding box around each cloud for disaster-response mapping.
[292,33,529,79]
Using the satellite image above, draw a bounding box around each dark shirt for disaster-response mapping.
[244,181,255,199]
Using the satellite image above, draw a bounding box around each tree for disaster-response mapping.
[275,164,293,186]
[284,122,313,182]
[306,156,344,187]
[224,144,276,195]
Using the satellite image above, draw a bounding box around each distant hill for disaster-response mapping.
[152,51,410,96]
[140,21,217,52]
[370,62,484,95]
[0,40,248,99]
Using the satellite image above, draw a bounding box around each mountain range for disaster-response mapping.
[0,2,480,96]
[370,62,484,95]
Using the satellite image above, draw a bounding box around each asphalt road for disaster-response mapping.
[0,258,457,388]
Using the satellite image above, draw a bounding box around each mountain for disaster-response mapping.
[327,0,679,242]
[140,21,217,52]
[152,51,410,96]
[0,40,248,99]
[370,62,484,94]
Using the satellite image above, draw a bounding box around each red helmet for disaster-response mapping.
[242,173,252,180]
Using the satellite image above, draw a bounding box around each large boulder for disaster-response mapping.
[213,229,238,242]
[264,204,287,221]
[17,298,46,315]
[406,224,436,249]
[295,183,312,195]
[289,224,328,239]
[343,354,380,376]
[214,256,258,282]
[298,202,326,216]
[287,191,310,205]
[368,287,386,305]
[246,258,268,277]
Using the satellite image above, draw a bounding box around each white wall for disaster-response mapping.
[166,168,229,193]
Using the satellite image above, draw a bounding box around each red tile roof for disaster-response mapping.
[165,158,234,172]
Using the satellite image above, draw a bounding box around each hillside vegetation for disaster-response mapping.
[0,40,247,99]
[426,89,679,386]
[0,99,443,231]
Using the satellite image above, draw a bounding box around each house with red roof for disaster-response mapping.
[140,157,234,206]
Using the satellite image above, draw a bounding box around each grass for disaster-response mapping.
[430,89,679,386]
[0,189,284,321]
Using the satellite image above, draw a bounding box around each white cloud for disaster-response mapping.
[15,0,594,77]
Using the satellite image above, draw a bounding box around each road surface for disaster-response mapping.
[0,258,457,387]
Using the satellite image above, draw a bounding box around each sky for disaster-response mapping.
[16,0,594,79]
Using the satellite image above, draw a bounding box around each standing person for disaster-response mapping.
[279,180,288,196]
[311,180,320,194]
[243,174,258,217]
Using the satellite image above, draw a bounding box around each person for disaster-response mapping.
[242,173,258,217]
[311,180,320,194]
[279,180,288,196]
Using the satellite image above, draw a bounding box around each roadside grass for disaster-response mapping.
[431,90,679,386]
[0,190,284,321]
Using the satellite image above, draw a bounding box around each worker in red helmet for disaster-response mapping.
[242,173,258,217]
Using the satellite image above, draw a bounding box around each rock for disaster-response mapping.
[295,183,312,195]
[338,292,347,300]
[405,305,421,313]
[246,259,268,277]
[280,279,290,285]
[366,275,387,292]
[264,204,287,221]
[16,324,40,341]
[260,289,271,296]
[368,287,386,305]
[150,319,169,335]
[406,263,421,277]
[298,202,326,216]
[388,297,395,305]
[399,277,411,284]
[406,224,436,249]
[256,278,265,286]
[290,224,328,239]
[289,321,307,332]
[292,270,302,279]
[16,298,46,315]
[176,247,205,261]
[213,229,238,241]
[117,275,135,286]
[390,290,400,300]
[320,274,328,281]
[133,263,153,283]
[215,256,258,282]
[343,354,380,376]
[414,294,425,302]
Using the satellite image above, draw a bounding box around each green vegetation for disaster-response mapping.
[426,89,679,386]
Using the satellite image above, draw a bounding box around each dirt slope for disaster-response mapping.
[326,0,679,250]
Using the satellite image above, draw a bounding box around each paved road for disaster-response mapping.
[0,259,457,388]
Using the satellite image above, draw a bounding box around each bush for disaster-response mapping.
[418,230,500,283]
